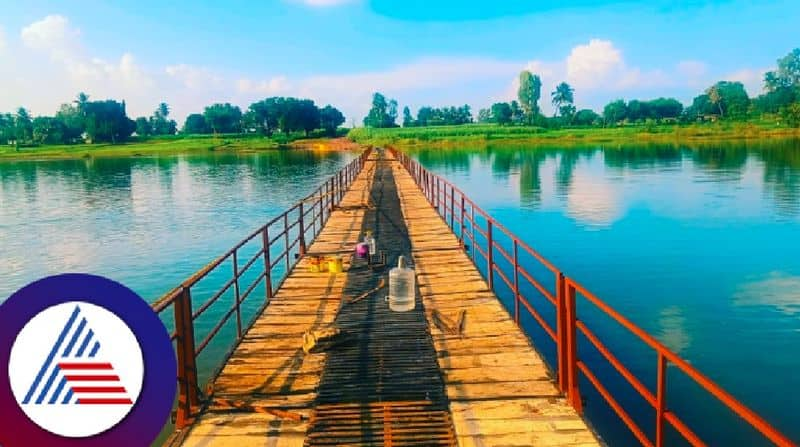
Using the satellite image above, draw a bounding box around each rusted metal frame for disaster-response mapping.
[232,250,242,339]
[473,223,488,238]
[173,287,199,428]
[575,320,657,407]
[283,213,291,273]
[268,226,287,246]
[663,412,706,447]
[656,353,667,447]
[486,221,494,290]
[263,227,273,300]
[195,305,237,355]
[569,279,794,447]
[472,241,488,259]
[556,272,569,394]
[450,184,455,229]
[239,247,263,277]
[577,360,654,447]
[518,293,557,341]
[459,195,466,244]
[565,279,582,412]
[513,241,520,324]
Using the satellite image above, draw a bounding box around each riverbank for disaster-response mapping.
[0,135,361,161]
[348,122,800,147]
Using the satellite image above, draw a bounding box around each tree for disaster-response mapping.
[183,113,208,134]
[135,117,152,136]
[402,106,414,127]
[707,85,723,117]
[363,92,398,128]
[551,82,575,118]
[764,48,800,91]
[491,102,513,125]
[603,100,627,125]
[705,81,750,119]
[782,103,800,127]
[32,117,66,144]
[518,70,542,122]
[510,100,524,124]
[477,108,492,123]
[14,108,33,142]
[203,103,242,134]
[573,109,600,126]
[55,103,85,143]
[150,102,177,135]
[83,100,135,143]
[320,105,345,136]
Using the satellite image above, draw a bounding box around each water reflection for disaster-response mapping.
[657,305,691,354]
[0,150,354,299]
[411,140,800,222]
[734,271,800,316]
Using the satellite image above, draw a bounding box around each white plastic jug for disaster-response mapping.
[365,231,376,256]
[387,256,415,312]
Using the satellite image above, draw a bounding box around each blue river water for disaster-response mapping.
[1,142,798,445]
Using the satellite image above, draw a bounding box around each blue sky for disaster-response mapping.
[0,0,798,124]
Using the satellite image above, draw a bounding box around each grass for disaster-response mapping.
[348,120,800,147]
[0,130,349,161]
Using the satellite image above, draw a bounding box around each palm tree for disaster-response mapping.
[551,82,575,117]
[157,102,170,119]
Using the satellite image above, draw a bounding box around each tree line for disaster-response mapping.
[363,48,800,129]
[1,95,346,146]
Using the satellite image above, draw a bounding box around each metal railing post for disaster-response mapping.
[513,240,520,324]
[565,280,582,413]
[284,213,290,273]
[298,203,306,257]
[556,272,567,393]
[174,286,199,428]
[656,353,667,447]
[450,186,455,229]
[232,251,242,339]
[263,227,273,300]
[459,196,466,244]
[487,221,494,289]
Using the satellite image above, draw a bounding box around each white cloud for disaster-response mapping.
[166,64,223,89]
[676,60,708,78]
[566,39,623,89]
[21,15,78,60]
[723,67,768,96]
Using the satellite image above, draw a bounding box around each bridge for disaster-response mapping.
[153,148,793,447]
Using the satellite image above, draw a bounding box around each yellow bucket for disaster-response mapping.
[308,256,325,273]
[327,256,343,273]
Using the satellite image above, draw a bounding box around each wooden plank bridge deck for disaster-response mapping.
[179,151,600,447]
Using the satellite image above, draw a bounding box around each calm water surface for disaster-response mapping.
[1,142,799,445]
[411,141,800,445]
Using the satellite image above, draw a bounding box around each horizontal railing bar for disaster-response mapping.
[518,268,557,305]
[494,241,514,265]
[493,264,514,290]
[269,228,287,246]
[518,294,557,341]
[577,361,654,447]
[239,249,264,278]
[576,320,657,408]
[192,276,236,320]
[239,270,267,304]
[664,412,706,447]
[195,306,237,355]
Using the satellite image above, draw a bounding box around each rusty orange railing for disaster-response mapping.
[392,149,794,447]
[150,149,371,431]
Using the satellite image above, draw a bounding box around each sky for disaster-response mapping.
[0,0,798,125]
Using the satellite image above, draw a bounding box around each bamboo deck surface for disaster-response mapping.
[178,152,599,447]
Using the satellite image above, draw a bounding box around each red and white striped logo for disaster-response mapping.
[8,302,144,437]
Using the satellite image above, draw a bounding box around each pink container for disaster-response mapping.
[355,242,369,258]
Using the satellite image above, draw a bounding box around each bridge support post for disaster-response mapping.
[174,286,199,429]
[564,279,583,414]
[556,272,567,393]
[298,202,306,257]
[487,221,494,289]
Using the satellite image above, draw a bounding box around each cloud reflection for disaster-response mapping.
[734,272,800,316]
[657,305,690,354]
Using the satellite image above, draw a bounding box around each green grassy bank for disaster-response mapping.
[348,122,800,147]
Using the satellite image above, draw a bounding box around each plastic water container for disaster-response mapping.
[387,256,415,312]
[365,231,376,255]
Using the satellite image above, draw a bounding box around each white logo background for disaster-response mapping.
[8,301,144,438]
